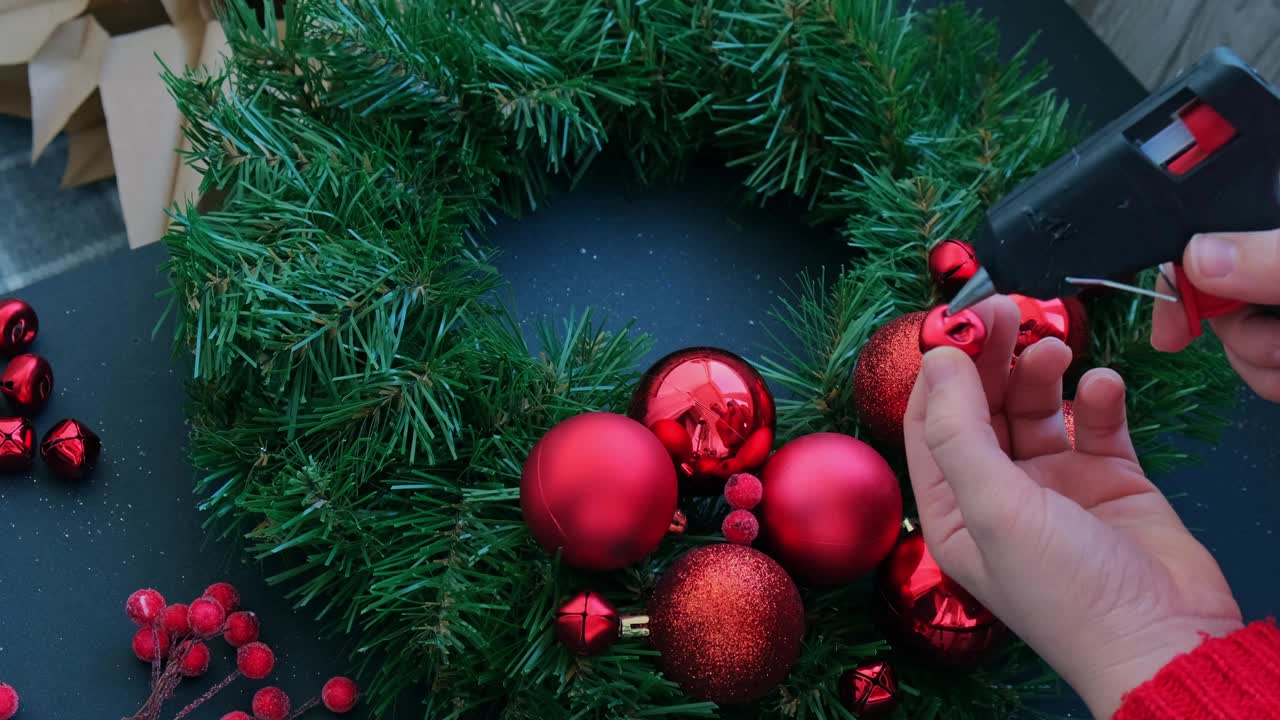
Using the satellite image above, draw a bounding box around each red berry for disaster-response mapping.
[251,686,290,720]
[0,682,18,720]
[161,603,190,638]
[221,714,251,720]
[126,588,167,626]
[237,642,275,680]
[132,627,171,662]
[321,676,360,713]
[180,642,211,677]
[204,582,240,613]
[223,611,260,647]
[724,473,763,510]
[188,596,227,636]
[721,508,759,545]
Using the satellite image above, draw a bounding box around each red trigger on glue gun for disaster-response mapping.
[1170,264,1248,338]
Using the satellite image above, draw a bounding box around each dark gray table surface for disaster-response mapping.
[1,2,1277,719]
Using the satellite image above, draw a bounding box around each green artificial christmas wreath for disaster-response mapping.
[162,0,1235,717]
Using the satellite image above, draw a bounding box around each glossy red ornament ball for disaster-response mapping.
[721,509,759,545]
[188,596,227,636]
[0,299,38,356]
[161,603,190,638]
[554,591,621,656]
[629,347,776,494]
[853,313,925,447]
[839,660,899,717]
[322,676,360,713]
[0,682,17,720]
[723,472,763,510]
[920,306,987,357]
[928,239,980,297]
[875,530,1007,666]
[221,713,251,720]
[1011,295,1089,361]
[520,412,678,571]
[251,686,290,720]
[132,627,170,662]
[204,582,240,613]
[223,611,260,647]
[237,642,275,680]
[1,354,52,416]
[181,642,211,677]
[127,588,167,626]
[40,418,100,480]
[759,433,902,584]
[0,417,34,472]
[647,544,804,704]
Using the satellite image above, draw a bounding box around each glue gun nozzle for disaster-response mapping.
[947,269,996,315]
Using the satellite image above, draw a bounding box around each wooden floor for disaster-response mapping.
[1068,0,1280,88]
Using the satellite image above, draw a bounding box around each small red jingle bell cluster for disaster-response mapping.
[0,298,100,480]
[121,582,358,720]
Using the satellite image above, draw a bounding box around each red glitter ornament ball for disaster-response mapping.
[204,582,240,613]
[853,313,926,448]
[132,627,171,662]
[188,596,227,636]
[221,713,251,720]
[237,642,275,680]
[554,591,621,656]
[723,472,763,510]
[0,299,38,356]
[127,588,167,626]
[251,686,291,720]
[647,544,804,704]
[1,354,52,416]
[1011,295,1089,361]
[0,417,35,472]
[721,509,759,545]
[875,530,1007,666]
[920,306,987,357]
[322,676,360,713]
[629,347,776,494]
[520,412,678,571]
[40,418,101,480]
[1063,399,1076,448]
[838,660,898,717]
[759,433,902,584]
[928,240,980,297]
[0,682,18,720]
[223,611,260,647]
[181,642,211,677]
[161,603,190,638]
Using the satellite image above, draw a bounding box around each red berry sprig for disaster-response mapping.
[253,687,291,720]
[0,682,18,720]
[721,473,763,545]
[228,675,361,719]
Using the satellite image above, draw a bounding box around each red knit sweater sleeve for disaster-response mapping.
[1114,621,1280,719]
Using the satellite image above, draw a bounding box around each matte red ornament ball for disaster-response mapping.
[126,588,167,626]
[520,412,678,571]
[838,660,899,717]
[204,582,240,613]
[40,418,100,480]
[180,642,211,677]
[875,530,1007,666]
[723,472,763,510]
[321,676,360,713]
[647,544,805,704]
[132,627,170,662]
[721,509,759,545]
[251,686,291,720]
[188,597,227,636]
[223,611,260,648]
[0,299,37,357]
[0,682,18,720]
[554,591,621,656]
[221,713,251,720]
[161,603,190,638]
[1063,400,1076,448]
[759,433,902,584]
[852,312,926,448]
[629,347,776,494]
[1,354,52,416]
[237,642,275,680]
[928,239,980,297]
[0,417,35,472]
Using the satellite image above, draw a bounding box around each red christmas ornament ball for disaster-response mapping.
[161,603,190,638]
[920,306,987,357]
[853,313,925,447]
[189,596,227,636]
[40,418,101,480]
[127,588,167,626]
[1011,295,1089,361]
[0,299,38,356]
[0,417,35,472]
[647,544,804,704]
[759,433,902,584]
[1,354,52,416]
[204,582,240,613]
[629,347,776,494]
[181,642,211,677]
[237,642,276,680]
[838,660,899,717]
[251,686,291,720]
[221,713,252,720]
[520,412,678,571]
[723,472,763,510]
[322,676,360,713]
[0,682,17,720]
[875,530,1007,666]
[223,611,261,647]
[132,627,170,662]
[554,591,621,657]
[1063,399,1076,448]
[721,508,760,545]
[928,239,980,297]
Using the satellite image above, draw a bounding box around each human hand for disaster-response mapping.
[904,297,1243,719]
[1152,230,1280,401]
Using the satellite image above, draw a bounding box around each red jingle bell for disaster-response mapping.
[1011,295,1089,362]
[875,530,1007,666]
[629,347,776,495]
[0,299,38,356]
[0,417,35,472]
[838,660,899,717]
[1,353,52,416]
[553,591,648,656]
[928,239,980,297]
[40,418,101,480]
